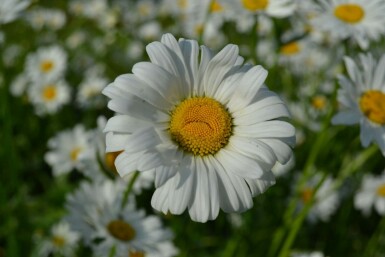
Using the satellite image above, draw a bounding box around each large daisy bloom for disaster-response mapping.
[103,33,295,222]
[311,0,385,49]
[331,54,385,156]
[354,172,385,216]
[0,0,30,24]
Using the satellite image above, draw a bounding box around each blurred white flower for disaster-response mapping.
[332,54,385,156]
[65,180,178,257]
[311,0,385,49]
[38,221,80,257]
[25,45,67,83]
[354,172,385,216]
[297,174,340,222]
[45,124,95,176]
[0,0,30,24]
[27,79,70,116]
[103,33,295,222]
[221,0,295,18]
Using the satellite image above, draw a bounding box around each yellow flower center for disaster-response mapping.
[129,251,145,257]
[377,184,385,197]
[105,151,122,174]
[241,0,268,11]
[359,90,385,125]
[70,147,82,161]
[311,95,327,110]
[52,235,66,247]
[107,219,136,241]
[210,0,223,12]
[334,4,364,24]
[42,85,57,101]
[280,41,300,55]
[301,187,314,204]
[169,97,232,156]
[178,0,187,9]
[40,60,55,73]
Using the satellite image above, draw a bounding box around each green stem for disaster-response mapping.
[364,215,385,257]
[277,172,328,257]
[120,171,140,209]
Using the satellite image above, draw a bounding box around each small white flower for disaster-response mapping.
[27,79,70,115]
[332,53,385,156]
[76,75,108,108]
[65,180,178,257]
[354,172,385,216]
[25,46,67,83]
[38,221,80,257]
[221,0,295,18]
[311,0,385,49]
[45,124,95,176]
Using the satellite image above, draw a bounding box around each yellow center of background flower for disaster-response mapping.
[129,251,145,257]
[334,4,364,24]
[42,85,57,101]
[359,90,385,125]
[107,219,136,241]
[311,95,327,110]
[52,235,66,247]
[210,0,223,12]
[301,187,314,203]
[280,42,300,55]
[169,97,232,156]
[105,151,122,174]
[70,147,82,161]
[377,184,385,197]
[40,60,54,73]
[242,0,268,11]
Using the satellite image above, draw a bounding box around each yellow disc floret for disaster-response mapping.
[334,4,364,24]
[40,59,55,73]
[241,0,268,11]
[52,235,66,247]
[210,0,223,13]
[42,85,57,101]
[300,187,314,204]
[169,97,232,156]
[359,90,385,125]
[107,219,136,241]
[377,184,385,197]
[311,95,327,110]
[280,41,300,55]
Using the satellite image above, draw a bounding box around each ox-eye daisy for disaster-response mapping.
[25,45,67,82]
[103,33,295,223]
[221,0,295,18]
[45,124,95,176]
[354,172,385,216]
[311,0,385,49]
[332,54,385,156]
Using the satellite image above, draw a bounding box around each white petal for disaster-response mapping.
[113,74,172,111]
[104,115,151,133]
[216,148,263,179]
[331,111,360,125]
[258,138,293,164]
[105,132,130,152]
[245,171,276,197]
[234,120,295,138]
[115,151,141,177]
[124,127,161,153]
[226,65,268,112]
[179,39,199,94]
[373,54,385,90]
[360,120,374,147]
[132,62,183,104]
[197,46,214,95]
[202,44,239,97]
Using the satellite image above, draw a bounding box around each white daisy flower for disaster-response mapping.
[45,124,95,176]
[10,74,29,97]
[354,172,385,216]
[27,79,71,116]
[0,0,30,24]
[38,221,80,257]
[103,33,295,222]
[25,46,67,83]
[297,174,340,222]
[331,54,385,156]
[65,180,178,257]
[220,0,295,18]
[311,0,385,49]
[76,75,108,108]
